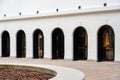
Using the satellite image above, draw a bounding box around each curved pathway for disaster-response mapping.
[0,58,120,80]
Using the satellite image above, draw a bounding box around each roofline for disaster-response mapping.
[0,5,120,22]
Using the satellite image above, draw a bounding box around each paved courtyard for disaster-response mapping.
[0,58,120,80]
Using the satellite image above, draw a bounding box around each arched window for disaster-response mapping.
[16,30,26,58]
[33,29,44,58]
[2,31,10,57]
[98,25,115,62]
[73,27,88,60]
[52,28,64,59]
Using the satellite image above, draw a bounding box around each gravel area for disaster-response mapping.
[0,68,54,80]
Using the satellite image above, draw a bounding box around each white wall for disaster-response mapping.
[0,8,120,61]
[0,0,120,16]
[0,0,120,61]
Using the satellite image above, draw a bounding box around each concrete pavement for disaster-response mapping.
[0,58,119,80]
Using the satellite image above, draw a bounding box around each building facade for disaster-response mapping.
[0,0,120,62]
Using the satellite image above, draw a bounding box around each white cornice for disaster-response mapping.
[0,5,120,22]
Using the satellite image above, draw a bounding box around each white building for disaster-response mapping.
[0,0,120,62]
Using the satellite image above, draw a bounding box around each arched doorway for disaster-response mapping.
[98,25,114,62]
[16,30,26,58]
[73,27,88,60]
[2,31,10,57]
[52,28,64,59]
[33,29,44,58]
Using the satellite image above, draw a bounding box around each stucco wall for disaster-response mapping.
[0,0,120,62]
[0,0,120,16]
[0,7,120,61]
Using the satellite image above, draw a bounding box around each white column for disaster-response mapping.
[0,33,1,57]
[44,28,51,58]
[64,31,73,60]
[114,26,120,62]
[87,28,97,61]
[10,31,16,57]
[26,31,33,58]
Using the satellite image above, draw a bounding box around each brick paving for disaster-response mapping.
[0,58,120,80]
